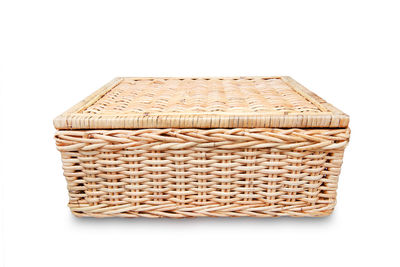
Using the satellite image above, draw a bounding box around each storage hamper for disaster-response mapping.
[54,76,350,218]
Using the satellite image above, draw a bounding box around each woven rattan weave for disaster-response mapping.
[54,76,350,217]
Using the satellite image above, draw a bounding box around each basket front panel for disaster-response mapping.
[55,128,349,217]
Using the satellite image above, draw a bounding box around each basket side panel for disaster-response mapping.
[318,151,345,213]
[55,128,349,218]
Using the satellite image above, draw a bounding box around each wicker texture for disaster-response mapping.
[83,78,321,114]
[54,77,349,129]
[55,76,350,217]
[55,128,350,217]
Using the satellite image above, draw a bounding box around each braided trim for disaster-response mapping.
[56,128,350,152]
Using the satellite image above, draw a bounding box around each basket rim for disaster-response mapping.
[53,76,349,129]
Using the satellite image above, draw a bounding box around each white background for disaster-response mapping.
[1,0,399,266]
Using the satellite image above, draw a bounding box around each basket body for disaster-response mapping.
[54,76,350,217]
[55,128,349,217]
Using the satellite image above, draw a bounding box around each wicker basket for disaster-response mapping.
[54,76,350,218]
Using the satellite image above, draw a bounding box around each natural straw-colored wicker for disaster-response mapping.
[54,76,350,217]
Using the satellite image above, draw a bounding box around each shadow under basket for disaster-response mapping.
[54,76,350,218]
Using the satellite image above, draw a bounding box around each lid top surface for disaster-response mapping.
[54,76,349,129]
[82,77,320,115]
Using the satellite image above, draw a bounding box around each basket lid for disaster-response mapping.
[54,76,349,129]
